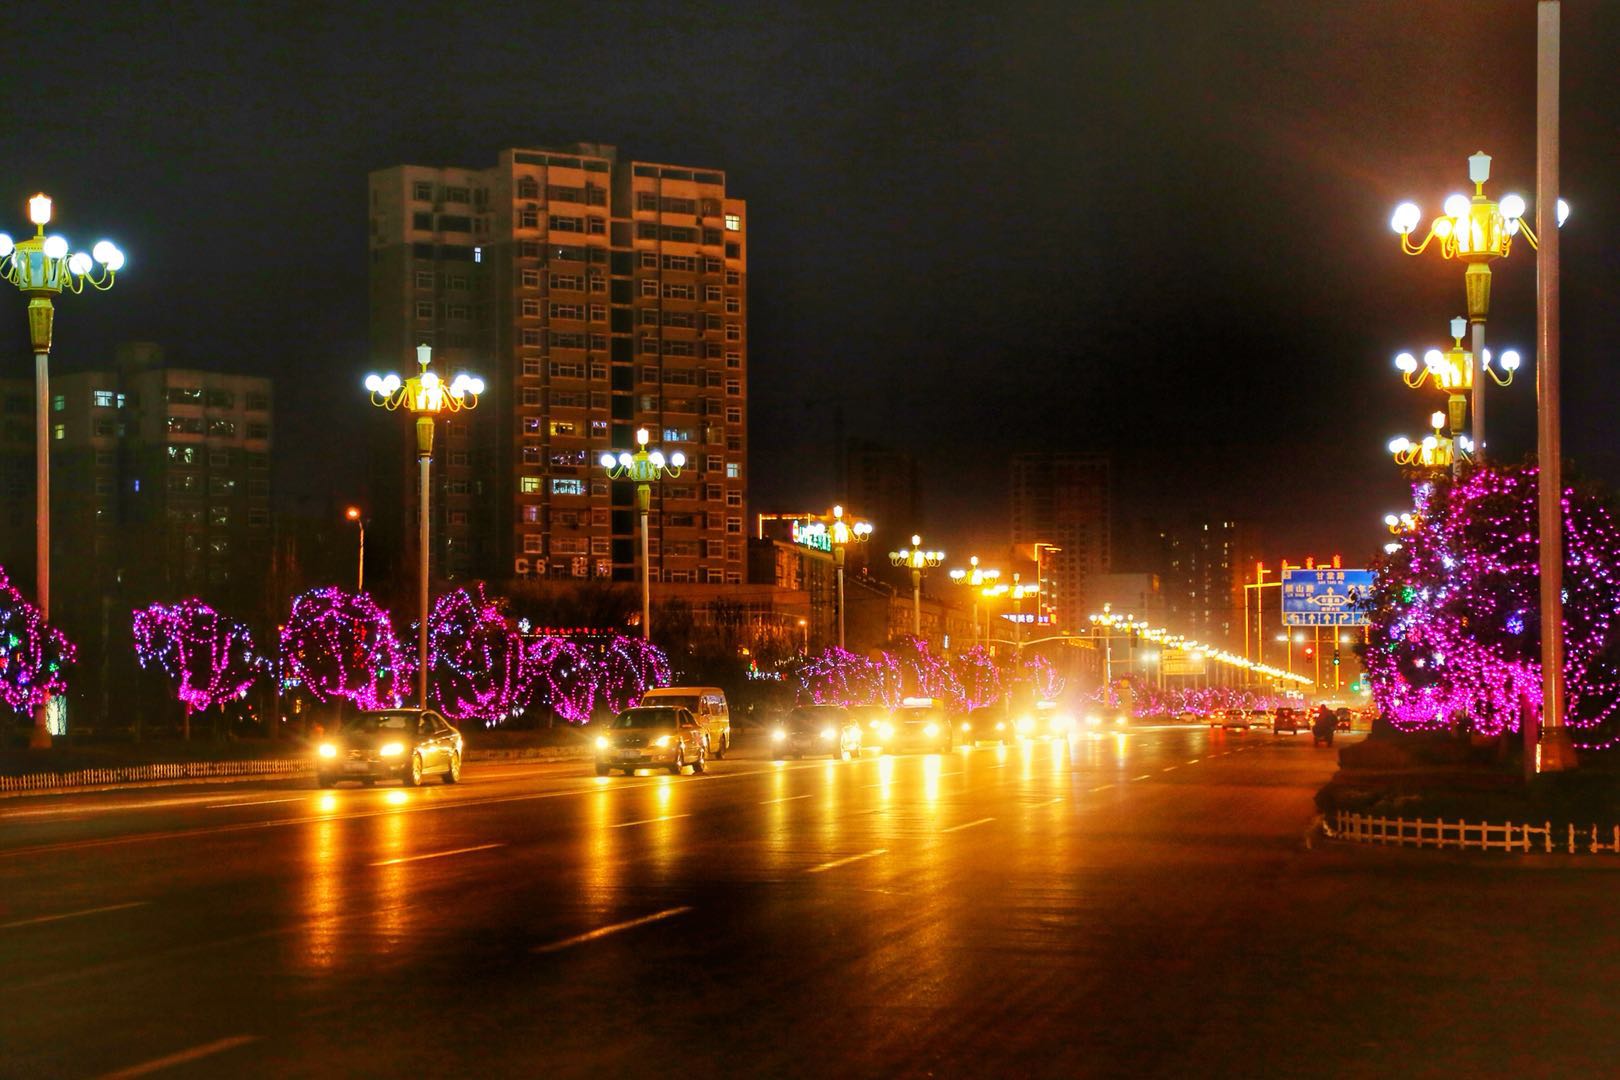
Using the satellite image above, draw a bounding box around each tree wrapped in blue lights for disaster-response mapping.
[1367,466,1620,745]
[280,588,406,710]
[132,599,261,739]
[427,585,534,726]
[0,565,74,715]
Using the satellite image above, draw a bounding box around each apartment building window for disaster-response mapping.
[416,301,433,319]
[663,283,696,301]
[725,406,741,424]
[519,389,541,407]
[449,451,469,467]
[521,358,541,377]
[725,379,741,396]
[550,302,587,320]
[521,418,543,436]
[550,273,584,290]
[445,186,470,203]
[550,478,585,495]
[167,445,198,464]
[246,423,269,439]
[726,491,742,507]
[208,419,236,437]
[521,299,541,317]
[662,254,697,272]
[590,304,606,322]
[724,213,741,231]
[93,419,115,437]
[522,505,540,523]
[726,516,742,534]
[724,351,741,368]
[725,297,741,314]
[704,257,723,273]
[521,269,540,288]
[248,509,269,527]
[724,324,741,341]
[703,455,722,474]
[520,477,541,494]
[209,477,236,496]
[703,314,723,331]
[520,241,541,258]
[549,421,577,437]
[413,181,433,201]
[523,535,544,555]
[549,215,584,233]
[704,285,722,302]
[590,276,607,293]
[590,419,609,437]
[726,462,740,479]
[726,270,740,286]
[588,217,606,235]
[639,279,659,297]
[519,209,539,229]
[521,329,542,347]
[92,389,115,408]
[246,392,269,412]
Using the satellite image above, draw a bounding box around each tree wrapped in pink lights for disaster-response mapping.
[889,636,964,707]
[427,585,534,725]
[1367,467,1620,745]
[0,565,74,715]
[526,636,597,723]
[1014,652,1065,702]
[132,600,261,739]
[593,635,671,714]
[280,588,406,710]
[951,647,1004,710]
[801,647,895,707]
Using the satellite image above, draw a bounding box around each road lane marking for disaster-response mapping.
[533,906,692,954]
[806,848,887,874]
[1161,766,1178,773]
[942,817,995,833]
[758,794,812,805]
[97,1034,259,1079]
[1132,774,1151,781]
[0,901,148,931]
[206,796,309,810]
[1037,797,1064,806]
[368,842,504,867]
[1090,784,1114,793]
[612,813,690,829]
[1186,759,1200,764]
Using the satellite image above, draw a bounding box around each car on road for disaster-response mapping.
[1213,708,1249,731]
[1335,707,1354,732]
[1013,700,1076,740]
[1273,707,1303,734]
[850,704,893,742]
[1175,710,1201,724]
[317,709,463,788]
[772,705,862,759]
[641,686,731,758]
[962,705,1011,745]
[595,706,706,775]
[873,699,954,754]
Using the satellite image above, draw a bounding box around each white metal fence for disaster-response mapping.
[1332,810,1620,855]
[0,758,308,794]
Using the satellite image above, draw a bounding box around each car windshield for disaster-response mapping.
[897,708,941,722]
[342,712,415,734]
[788,708,840,729]
[647,694,700,711]
[614,708,679,730]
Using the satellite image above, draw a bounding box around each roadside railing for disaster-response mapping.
[1331,810,1620,855]
[0,758,309,794]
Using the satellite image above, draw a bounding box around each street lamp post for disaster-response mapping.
[601,428,685,641]
[345,506,367,593]
[828,504,872,650]
[889,535,944,640]
[1388,411,1464,472]
[1391,317,1520,478]
[1391,152,1565,459]
[948,556,1001,647]
[365,344,484,710]
[0,194,125,748]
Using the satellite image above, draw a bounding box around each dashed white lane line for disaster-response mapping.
[1186,758,1200,764]
[0,901,148,932]
[369,842,504,867]
[759,794,813,805]
[97,1034,259,1079]
[533,906,693,954]
[1037,797,1064,806]
[1161,766,1178,773]
[206,796,309,810]
[942,817,995,833]
[806,848,887,874]
[1090,784,1114,793]
[1131,774,1151,782]
[611,813,690,829]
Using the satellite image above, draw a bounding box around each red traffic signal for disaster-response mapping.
[1303,646,1315,659]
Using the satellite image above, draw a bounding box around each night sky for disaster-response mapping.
[5,1,1619,571]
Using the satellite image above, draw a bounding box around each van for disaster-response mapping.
[640,687,731,758]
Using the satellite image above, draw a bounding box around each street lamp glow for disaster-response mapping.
[1499,193,1526,221]
[1443,193,1471,220]
[66,252,91,276]
[1557,198,1570,227]
[1394,352,1417,374]
[41,235,67,259]
[602,427,686,641]
[28,194,51,226]
[1390,202,1421,235]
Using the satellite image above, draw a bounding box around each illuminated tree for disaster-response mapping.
[428,585,534,726]
[132,600,261,739]
[890,636,964,707]
[527,636,597,723]
[280,588,406,710]
[593,635,671,713]
[950,647,1004,710]
[0,566,74,715]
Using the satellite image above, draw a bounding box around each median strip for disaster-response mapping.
[806,848,887,874]
[369,843,504,867]
[533,906,693,954]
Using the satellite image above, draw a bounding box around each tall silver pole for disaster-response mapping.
[416,416,433,712]
[835,546,847,650]
[30,345,50,747]
[1537,0,1576,771]
[1471,321,1487,460]
[640,501,652,642]
[911,568,921,639]
[357,522,366,593]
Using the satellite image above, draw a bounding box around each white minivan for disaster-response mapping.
[640,686,731,758]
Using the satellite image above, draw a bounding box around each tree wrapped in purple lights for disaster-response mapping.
[890,636,964,708]
[0,565,74,715]
[593,636,671,714]
[427,585,534,725]
[280,588,406,710]
[951,647,1003,710]
[1367,467,1620,745]
[1014,652,1065,702]
[526,636,597,723]
[801,647,895,707]
[132,600,261,739]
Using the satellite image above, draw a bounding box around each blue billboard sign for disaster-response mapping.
[1281,568,1374,626]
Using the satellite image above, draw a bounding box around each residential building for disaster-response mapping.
[367,144,747,592]
[844,440,920,537]
[1009,452,1110,633]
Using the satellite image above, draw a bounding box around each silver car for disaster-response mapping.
[316,709,463,787]
[595,706,707,776]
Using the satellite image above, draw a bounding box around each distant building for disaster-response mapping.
[367,143,748,593]
[844,440,920,538]
[1088,572,1165,627]
[1155,519,1256,651]
[1009,451,1110,633]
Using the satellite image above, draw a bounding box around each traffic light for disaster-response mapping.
[1332,649,1341,667]
[1303,645,1315,660]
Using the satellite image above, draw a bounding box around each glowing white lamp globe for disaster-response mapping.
[1499,193,1526,220]
[1390,202,1421,234]
[364,374,384,393]
[467,377,484,395]
[67,252,92,276]
[1395,352,1417,373]
[1557,199,1570,227]
[1500,350,1521,372]
[42,235,68,259]
[0,234,12,258]
[617,452,633,469]
[381,374,401,395]
[670,451,686,468]
[649,451,665,468]
[1389,437,1411,454]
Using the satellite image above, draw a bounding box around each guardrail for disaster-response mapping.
[0,758,309,794]
[1331,810,1620,855]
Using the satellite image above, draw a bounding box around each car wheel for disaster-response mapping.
[317,774,336,789]
[443,752,462,784]
[405,753,423,787]
[669,747,685,775]
[594,764,611,777]
[692,746,706,774]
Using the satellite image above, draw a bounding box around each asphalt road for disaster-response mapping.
[3,726,1619,1079]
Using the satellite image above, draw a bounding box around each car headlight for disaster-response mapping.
[1085,715,1101,727]
[595,735,610,750]
[379,742,404,757]
[652,735,673,748]
[1053,715,1074,731]
[1114,715,1128,726]
[318,743,337,758]
[1016,717,1033,733]
[877,722,893,738]
[924,723,938,737]
[772,728,787,741]
[995,721,1005,731]
[961,721,971,733]
[821,727,836,740]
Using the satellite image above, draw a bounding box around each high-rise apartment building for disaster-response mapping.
[368,144,747,590]
[844,440,921,538]
[1009,451,1110,632]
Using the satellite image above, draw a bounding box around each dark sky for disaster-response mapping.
[5,1,1618,571]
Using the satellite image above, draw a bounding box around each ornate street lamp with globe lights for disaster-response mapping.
[0,194,125,748]
[1388,411,1467,473]
[601,429,685,641]
[948,556,1001,647]
[1391,316,1521,478]
[1389,151,1564,458]
[889,535,944,640]
[828,504,873,650]
[364,344,484,709]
